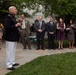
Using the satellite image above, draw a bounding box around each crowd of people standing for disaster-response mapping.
[1,8,76,51]
[0,6,76,70]
[34,16,76,50]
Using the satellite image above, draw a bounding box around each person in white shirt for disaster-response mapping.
[19,14,31,50]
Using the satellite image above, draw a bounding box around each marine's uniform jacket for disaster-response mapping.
[4,13,20,42]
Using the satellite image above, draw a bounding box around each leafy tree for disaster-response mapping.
[0,0,76,22]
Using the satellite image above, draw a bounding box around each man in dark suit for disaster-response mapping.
[34,16,46,50]
[47,17,56,50]
[4,6,21,70]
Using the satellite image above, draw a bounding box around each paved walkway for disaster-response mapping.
[0,43,76,75]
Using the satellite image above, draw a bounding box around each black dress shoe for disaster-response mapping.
[41,48,45,50]
[28,47,31,50]
[36,48,40,50]
[7,67,15,70]
[48,48,51,50]
[13,63,19,66]
[23,47,27,50]
[52,48,56,50]
[48,47,51,50]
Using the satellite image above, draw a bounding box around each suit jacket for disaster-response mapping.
[34,20,46,34]
[47,21,56,35]
[4,13,20,42]
[20,19,30,33]
[25,20,30,33]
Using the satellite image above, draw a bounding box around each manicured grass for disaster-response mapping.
[6,52,76,75]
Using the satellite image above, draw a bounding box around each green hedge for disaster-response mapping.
[32,37,69,48]
[44,39,68,48]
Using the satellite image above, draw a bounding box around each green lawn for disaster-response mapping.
[6,52,76,75]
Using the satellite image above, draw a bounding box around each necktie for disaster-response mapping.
[39,21,42,29]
